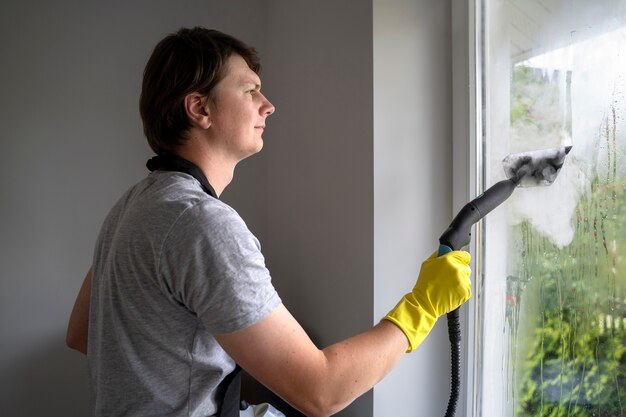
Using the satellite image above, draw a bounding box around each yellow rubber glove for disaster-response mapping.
[384,250,471,352]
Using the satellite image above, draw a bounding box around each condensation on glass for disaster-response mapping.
[478,1,626,416]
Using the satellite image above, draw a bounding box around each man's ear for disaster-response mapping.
[184,92,211,129]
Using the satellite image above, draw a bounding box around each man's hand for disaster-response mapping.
[383,250,471,351]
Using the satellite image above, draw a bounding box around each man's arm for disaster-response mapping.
[217,250,471,417]
[216,304,407,417]
[66,268,92,355]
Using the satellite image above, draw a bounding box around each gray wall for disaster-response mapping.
[1,1,455,416]
[262,1,374,415]
[0,1,268,415]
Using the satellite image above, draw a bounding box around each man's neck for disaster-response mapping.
[175,146,235,198]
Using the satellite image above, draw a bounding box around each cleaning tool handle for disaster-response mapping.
[438,244,453,256]
[437,179,516,417]
[439,178,517,250]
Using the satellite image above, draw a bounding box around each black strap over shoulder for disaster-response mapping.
[146,153,218,199]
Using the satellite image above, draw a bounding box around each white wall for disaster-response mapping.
[373,1,454,416]
[0,1,456,416]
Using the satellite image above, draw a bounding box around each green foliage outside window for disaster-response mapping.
[509,65,626,417]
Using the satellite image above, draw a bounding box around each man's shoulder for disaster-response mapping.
[142,172,246,234]
[179,196,245,235]
[138,171,231,213]
[104,172,237,232]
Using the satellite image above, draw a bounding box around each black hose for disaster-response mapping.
[444,308,461,417]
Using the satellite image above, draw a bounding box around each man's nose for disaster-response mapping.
[261,94,275,116]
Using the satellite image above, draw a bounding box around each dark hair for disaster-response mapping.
[139,27,261,154]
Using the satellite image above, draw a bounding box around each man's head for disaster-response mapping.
[140,27,261,154]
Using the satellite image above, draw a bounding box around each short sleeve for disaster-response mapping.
[158,200,281,334]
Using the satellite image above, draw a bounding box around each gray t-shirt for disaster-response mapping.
[88,171,281,417]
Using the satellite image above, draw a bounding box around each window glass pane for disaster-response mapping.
[479,1,626,416]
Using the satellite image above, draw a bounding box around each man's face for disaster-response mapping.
[206,54,275,162]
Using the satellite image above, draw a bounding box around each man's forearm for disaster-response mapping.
[315,320,408,414]
[218,303,409,417]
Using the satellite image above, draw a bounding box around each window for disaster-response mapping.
[475,1,626,416]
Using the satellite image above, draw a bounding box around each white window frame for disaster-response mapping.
[455,1,532,415]
[452,0,484,416]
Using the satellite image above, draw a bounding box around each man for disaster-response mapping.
[67,27,471,417]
